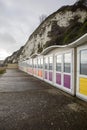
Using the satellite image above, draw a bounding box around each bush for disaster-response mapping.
[0,69,6,74]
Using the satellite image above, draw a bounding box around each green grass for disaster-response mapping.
[0,69,6,74]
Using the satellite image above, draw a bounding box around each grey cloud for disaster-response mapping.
[0,32,16,44]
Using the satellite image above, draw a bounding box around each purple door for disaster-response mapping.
[64,74,71,89]
[56,73,61,85]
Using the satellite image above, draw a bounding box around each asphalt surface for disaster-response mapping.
[0,69,87,130]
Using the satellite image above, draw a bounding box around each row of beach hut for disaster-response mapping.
[18,34,87,102]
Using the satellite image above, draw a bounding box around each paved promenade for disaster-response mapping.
[0,69,87,130]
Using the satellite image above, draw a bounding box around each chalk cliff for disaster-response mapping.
[4,0,87,63]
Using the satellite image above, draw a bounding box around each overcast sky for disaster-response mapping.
[0,0,77,60]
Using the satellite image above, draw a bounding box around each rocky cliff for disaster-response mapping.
[4,46,24,64]
[4,0,87,63]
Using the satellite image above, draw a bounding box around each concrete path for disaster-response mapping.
[0,69,87,130]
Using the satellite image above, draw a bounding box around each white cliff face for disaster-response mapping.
[54,10,87,27]
[19,5,87,60]
[21,24,51,59]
